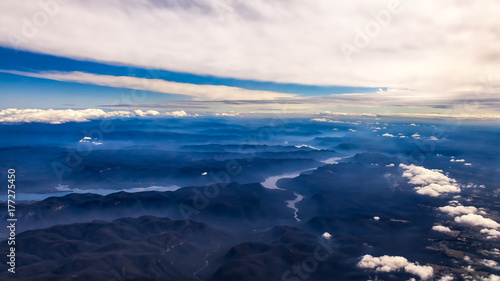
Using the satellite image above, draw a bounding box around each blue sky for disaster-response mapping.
[0,0,499,121]
[0,46,381,110]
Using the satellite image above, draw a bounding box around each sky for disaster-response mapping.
[0,0,500,121]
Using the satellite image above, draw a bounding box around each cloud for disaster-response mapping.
[480,275,500,281]
[432,225,452,233]
[481,260,500,271]
[1,70,296,101]
[358,254,433,280]
[133,109,160,116]
[400,164,461,197]
[0,108,187,124]
[214,112,241,117]
[382,133,396,137]
[481,228,500,239]
[0,1,499,113]
[439,205,478,216]
[454,214,500,229]
[1,1,499,91]
[321,232,332,239]
[163,110,189,117]
[438,276,454,281]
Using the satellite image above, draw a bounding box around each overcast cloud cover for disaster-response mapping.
[0,0,500,115]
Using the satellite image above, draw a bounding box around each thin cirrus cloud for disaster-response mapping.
[0,0,499,114]
[4,69,500,116]
[0,70,297,101]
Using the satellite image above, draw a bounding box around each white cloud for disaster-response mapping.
[358,255,433,280]
[439,205,478,216]
[400,164,461,197]
[1,70,296,101]
[481,228,500,239]
[214,112,241,117]
[429,136,438,141]
[438,275,454,281]
[411,133,421,139]
[164,110,189,117]
[0,108,190,124]
[404,263,434,281]
[322,232,332,239]
[386,164,395,167]
[485,249,500,257]
[450,159,465,162]
[480,275,500,281]
[0,108,131,124]
[1,0,499,103]
[455,214,500,229]
[382,133,396,137]
[133,110,160,116]
[432,225,452,233]
[481,260,500,271]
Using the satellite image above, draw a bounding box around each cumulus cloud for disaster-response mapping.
[454,214,500,229]
[439,205,478,216]
[400,164,461,197]
[0,108,185,124]
[480,275,500,281]
[481,228,500,239]
[481,260,500,271]
[382,133,396,137]
[358,254,433,280]
[438,275,454,281]
[164,110,189,117]
[432,225,452,233]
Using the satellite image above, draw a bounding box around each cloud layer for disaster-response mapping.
[0,108,188,124]
[0,1,499,113]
